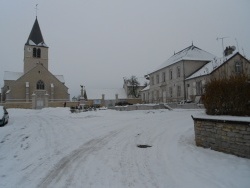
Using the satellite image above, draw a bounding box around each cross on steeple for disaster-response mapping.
[35,4,38,17]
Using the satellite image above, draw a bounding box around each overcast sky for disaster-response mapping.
[1,0,249,98]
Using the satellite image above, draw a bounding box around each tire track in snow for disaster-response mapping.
[37,130,121,188]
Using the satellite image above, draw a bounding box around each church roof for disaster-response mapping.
[4,71,65,84]
[3,71,23,80]
[55,75,65,83]
[25,17,48,47]
[150,45,216,74]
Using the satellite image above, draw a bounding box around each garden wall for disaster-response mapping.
[192,116,250,159]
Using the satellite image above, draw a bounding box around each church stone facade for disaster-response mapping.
[1,17,69,109]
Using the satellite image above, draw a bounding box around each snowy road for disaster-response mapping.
[0,108,249,188]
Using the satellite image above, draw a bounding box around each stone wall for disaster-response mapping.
[113,103,172,111]
[1,102,32,109]
[192,116,250,159]
[1,101,78,109]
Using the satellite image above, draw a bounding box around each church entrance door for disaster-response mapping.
[35,91,46,109]
[36,98,44,109]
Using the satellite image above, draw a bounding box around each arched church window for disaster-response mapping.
[37,80,45,90]
[33,48,37,57]
[37,48,41,58]
[32,48,41,58]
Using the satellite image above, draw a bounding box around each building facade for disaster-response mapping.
[141,45,250,104]
[186,52,250,102]
[1,17,69,109]
[141,45,215,103]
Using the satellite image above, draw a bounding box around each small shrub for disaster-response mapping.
[203,75,250,116]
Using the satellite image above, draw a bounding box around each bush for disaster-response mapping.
[203,75,250,116]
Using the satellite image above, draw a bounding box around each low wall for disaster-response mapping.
[49,101,79,108]
[1,102,32,109]
[113,104,171,111]
[168,103,204,109]
[192,116,250,159]
[1,101,79,109]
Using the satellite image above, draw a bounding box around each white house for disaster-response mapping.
[141,44,215,103]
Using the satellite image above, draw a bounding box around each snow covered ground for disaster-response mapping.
[0,108,249,188]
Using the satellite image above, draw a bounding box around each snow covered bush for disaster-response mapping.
[203,75,250,116]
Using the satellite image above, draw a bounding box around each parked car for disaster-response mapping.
[178,99,192,104]
[0,106,9,127]
[115,101,133,106]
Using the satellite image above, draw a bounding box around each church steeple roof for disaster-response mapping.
[25,17,48,47]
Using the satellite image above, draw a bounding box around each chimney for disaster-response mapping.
[224,46,235,57]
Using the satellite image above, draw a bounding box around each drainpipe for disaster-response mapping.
[183,60,186,100]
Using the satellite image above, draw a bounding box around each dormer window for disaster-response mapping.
[33,48,41,58]
[37,80,45,90]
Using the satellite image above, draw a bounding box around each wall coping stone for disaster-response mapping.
[192,115,250,125]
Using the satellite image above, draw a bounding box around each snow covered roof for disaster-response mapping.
[25,17,48,47]
[141,85,150,92]
[186,52,237,80]
[86,88,127,100]
[4,71,23,80]
[55,75,65,83]
[4,71,65,83]
[150,45,216,74]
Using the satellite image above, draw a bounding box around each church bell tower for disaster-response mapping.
[24,17,49,74]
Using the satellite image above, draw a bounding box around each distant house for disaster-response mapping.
[141,44,215,103]
[82,76,146,107]
[85,88,127,107]
[140,85,150,103]
[123,76,148,98]
[185,52,250,102]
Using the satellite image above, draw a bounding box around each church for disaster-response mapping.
[1,17,69,109]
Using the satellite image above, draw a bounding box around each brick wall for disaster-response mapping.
[192,116,250,158]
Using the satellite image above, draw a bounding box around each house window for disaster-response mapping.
[156,75,159,84]
[169,87,173,97]
[162,72,165,82]
[235,62,242,73]
[177,67,181,78]
[156,90,159,101]
[196,81,202,95]
[33,48,41,58]
[37,80,45,90]
[177,86,181,97]
[169,69,173,80]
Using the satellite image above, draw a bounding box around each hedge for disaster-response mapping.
[203,75,250,116]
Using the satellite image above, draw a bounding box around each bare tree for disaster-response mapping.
[127,75,140,98]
